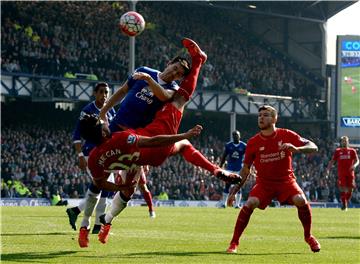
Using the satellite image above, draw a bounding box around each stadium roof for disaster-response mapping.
[194,1,357,23]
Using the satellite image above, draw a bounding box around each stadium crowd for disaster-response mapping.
[2,121,359,205]
[1,1,319,99]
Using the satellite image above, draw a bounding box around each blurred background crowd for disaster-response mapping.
[1,1,319,99]
[2,106,359,204]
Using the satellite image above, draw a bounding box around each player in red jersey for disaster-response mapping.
[226,105,321,254]
[326,136,359,211]
[77,38,241,247]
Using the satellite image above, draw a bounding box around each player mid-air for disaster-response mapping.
[77,38,241,247]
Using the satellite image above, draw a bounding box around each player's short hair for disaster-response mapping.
[258,105,277,118]
[79,113,103,145]
[169,56,191,76]
[94,82,109,92]
[232,130,241,137]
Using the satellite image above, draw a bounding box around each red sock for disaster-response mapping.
[143,190,154,212]
[297,203,312,239]
[230,206,253,246]
[340,192,346,206]
[181,143,217,173]
[177,56,202,101]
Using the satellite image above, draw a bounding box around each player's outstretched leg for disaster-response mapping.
[177,38,207,101]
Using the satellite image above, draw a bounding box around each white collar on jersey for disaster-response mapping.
[157,72,167,85]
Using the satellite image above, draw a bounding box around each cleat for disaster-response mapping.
[78,227,90,248]
[66,207,80,231]
[305,235,321,253]
[214,168,242,185]
[98,214,111,244]
[182,38,207,64]
[219,204,226,209]
[226,243,238,253]
[98,223,111,244]
[91,224,101,234]
[149,211,156,218]
[234,205,240,209]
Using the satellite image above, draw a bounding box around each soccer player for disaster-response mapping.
[219,130,246,208]
[77,38,241,247]
[226,105,321,254]
[67,82,116,234]
[74,46,191,229]
[326,136,359,211]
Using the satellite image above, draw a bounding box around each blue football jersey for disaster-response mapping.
[225,141,247,172]
[73,101,116,156]
[109,66,179,132]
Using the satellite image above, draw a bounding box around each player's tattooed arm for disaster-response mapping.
[279,140,318,154]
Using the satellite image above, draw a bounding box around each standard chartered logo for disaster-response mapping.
[136,87,154,104]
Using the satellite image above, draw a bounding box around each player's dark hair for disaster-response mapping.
[94,82,109,92]
[79,114,103,145]
[169,56,191,76]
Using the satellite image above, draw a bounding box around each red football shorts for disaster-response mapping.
[338,175,355,188]
[249,179,305,210]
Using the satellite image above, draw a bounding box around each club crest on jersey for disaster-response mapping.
[259,146,265,151]
[127,134,136,144]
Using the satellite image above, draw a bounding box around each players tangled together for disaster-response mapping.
[66,36,359,254]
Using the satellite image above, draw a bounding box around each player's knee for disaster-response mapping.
[245,197,259,209]
[293,194,307,207]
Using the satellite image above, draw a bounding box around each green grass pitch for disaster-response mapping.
[341,67,360,116]
[1,206,359,263]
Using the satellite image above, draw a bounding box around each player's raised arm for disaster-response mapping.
[137,125,203,148]
[133,72,175,101]
[99,82,129,122]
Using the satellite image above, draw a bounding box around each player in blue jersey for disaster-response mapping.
[219,130,247,208]
[97,54,191,219]
[66,82,116,234]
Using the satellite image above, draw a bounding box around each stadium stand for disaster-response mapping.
[2,1,320,98]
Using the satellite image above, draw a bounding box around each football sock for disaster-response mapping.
[143,190,154,212]
[340,192,346,207]
[80,190,101,228]
[177,55,202,101]
[230,205,253,245]
[222,192,229,207]
[346,191,352,204]
[297,203,312,239]
[235,193,242,207]
[77,199,86,212]
[181,143,217,173]
[95,197,107,225]
[104,192,129,224]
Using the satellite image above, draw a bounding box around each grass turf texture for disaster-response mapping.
[1,207,359,263]
[341,67,360,116]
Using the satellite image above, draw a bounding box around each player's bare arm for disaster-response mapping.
[99,82,129,122]
[137,125,203,148]
[279,140,318,154]
[350,155,359,171]
[133,72,175,101]
[74,141,87,171]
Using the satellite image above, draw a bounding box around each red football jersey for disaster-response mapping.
[88,130,173,180]
[244,128,309,183]
[332,147,358,178]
